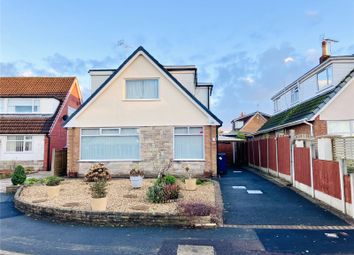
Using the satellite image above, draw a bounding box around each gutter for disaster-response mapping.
[256,119,308,135]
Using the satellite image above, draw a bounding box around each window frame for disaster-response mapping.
[317,65,333,92]
[79,127,140,161]
[290,85,300,105]
[6,135,33,153]
[274,98,280,113]
[124,78,160,101]
[327,120,354,137]
[7,98,41,113]
[173,126,205,161]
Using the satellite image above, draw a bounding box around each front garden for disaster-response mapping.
[14,163,223,227]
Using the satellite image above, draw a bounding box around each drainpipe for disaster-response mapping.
[304,121,315,198]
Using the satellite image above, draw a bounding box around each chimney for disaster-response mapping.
[319,40,330,64]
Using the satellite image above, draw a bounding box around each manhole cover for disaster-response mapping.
[130,205,149,211]
[32,198,47,203]
[123,194,138,198]
[62,202,80,207]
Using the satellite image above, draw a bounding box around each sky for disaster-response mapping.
[1,0,354,129]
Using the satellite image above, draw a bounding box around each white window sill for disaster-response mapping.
[122,99,160,102]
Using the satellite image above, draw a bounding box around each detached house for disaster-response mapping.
[0,77,82,171]
[64,46,222,177]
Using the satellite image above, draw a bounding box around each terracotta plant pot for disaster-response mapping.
[130,176,143,188]
[185,178,197,191]
[91,197,107,211]
[47,185,60,198]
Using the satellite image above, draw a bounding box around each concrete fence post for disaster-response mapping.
[309,142,315,198]
[339,158,347,214]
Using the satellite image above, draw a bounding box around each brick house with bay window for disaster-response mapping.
[0,77,82,171]
[64,46,222,177]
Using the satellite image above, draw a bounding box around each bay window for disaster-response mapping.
[6,136,32,152]
[174,127,204,160]
[126,79,159,99]
[80,128,140,160]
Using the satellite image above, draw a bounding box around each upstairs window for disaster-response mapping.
[6,135,32,152]
[0,98,3,112]
[291,86,299,104]
[317,66,333,91]
[7,99,40,113]
[274,98,279,112]
[126,79,159,99]
[234,121,244,129]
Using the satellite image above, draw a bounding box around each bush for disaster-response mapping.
[24,178,44,186]
[85,163,111,182]
[196,178,210,185]
[90,180,108,198]
[147,182,180,203]
[163,175,176,185]
[11,165,26,185]
[178,202,217,216]
[147,184,165,203]
[45,176,64,186]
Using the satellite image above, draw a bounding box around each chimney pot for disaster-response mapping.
[319,40,330,64]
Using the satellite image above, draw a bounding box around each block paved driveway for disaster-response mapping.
[220,168,349,226]
[1,170,354,254]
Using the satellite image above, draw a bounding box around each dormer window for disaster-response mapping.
[317,65,333,91]
[291,85,299,105]
[234,121,244,129]
[7,99,40,113]
[126,79,159,100]
[274,98,279,112]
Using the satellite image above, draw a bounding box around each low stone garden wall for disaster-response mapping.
[14,181,223,228]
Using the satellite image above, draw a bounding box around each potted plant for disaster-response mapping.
[46,176,64,198]
[184,166,197,191]
[6,165,27,193]
[90,180,108,211]
[130,166,144,189]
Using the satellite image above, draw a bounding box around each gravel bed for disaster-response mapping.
[19,179,216,214]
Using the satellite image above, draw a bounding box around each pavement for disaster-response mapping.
[0,168,354,254]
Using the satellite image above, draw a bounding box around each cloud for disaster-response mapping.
[305,10,319,17]
[239,76,255,85]
[284,56,294,64]
[305,10,322,25]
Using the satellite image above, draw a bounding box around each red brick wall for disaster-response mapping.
[46,85,81,170]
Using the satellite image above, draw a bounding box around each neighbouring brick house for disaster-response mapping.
[64,46,222,177]
[230,111,270,136]
[0,77,82,171]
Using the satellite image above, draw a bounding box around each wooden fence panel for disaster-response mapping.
[294,147,311,186]
[268,137,277,171]
[260,139,268,168]
[277,136,291,175]
[251,140,255,165]
[254,140,260,166]
[51,149,67,176]
[313,159,341,200]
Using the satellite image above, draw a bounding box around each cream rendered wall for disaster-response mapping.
[72,54,211,127]
[168,70,195,93]
[89,70,115,93]
[320,79,354,120]
[195,87,209,107]
[0,135,45,161]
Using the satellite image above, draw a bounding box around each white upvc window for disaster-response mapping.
[317,65,333,91]
[234,121,244,129]
[6,135,32,152]
[7,98,40,113]
[0,98,3,112]
[174,127,204,160]
[327,120,354,137]
[125,79,159,100]
[274,98,279,113]
[291,85,299,105]
[80,128,140,160]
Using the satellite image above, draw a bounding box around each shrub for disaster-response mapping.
[147,182,180,203]
[11,165,26,185]
[147,184,165,203]
[178,202,217,216]
[130,169,144,176]
[90,180,108,198]
[85,163,111,182]
[163,175,176,185]
[163,184,179,200]
[196,178,210,185]
[45,176,64,186]
[24,178,44,186]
